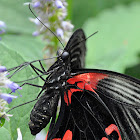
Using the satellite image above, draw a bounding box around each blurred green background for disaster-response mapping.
[0,0,140,140]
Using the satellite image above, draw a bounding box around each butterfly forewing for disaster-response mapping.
[65,29,86,69]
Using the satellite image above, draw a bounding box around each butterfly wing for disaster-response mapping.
[69,69,140,140]
[47,69,140,140]
[47,90,121,140]
[47,29,86,72]
[64,28,86,69]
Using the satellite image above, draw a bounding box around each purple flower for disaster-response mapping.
[55,0,64,9]
[33,1,41,8]
[5,81,22,93]
[29,18,40,25]
[62,21,74,31]
[0,93,17,104]
[0,21,6,28]
[0,29,5,34]
[0,66,7,72]
[56,28,63,38]
[0,21,6,40]
[32,31,40,36]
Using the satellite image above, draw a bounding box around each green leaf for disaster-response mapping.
[0,0,48,139]
[0,118,5,127]
[0,125,11,140]
[83,2,140,77]
[0,0,35,34]
[67,0,73,20]
[71,0,140,29]
[2,34,45,61]
[0,0,45,61]
[0,43,40,140]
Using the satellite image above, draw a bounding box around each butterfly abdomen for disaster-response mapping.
[29,91,59,135]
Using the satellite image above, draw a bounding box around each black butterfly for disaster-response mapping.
[28,29,140,140]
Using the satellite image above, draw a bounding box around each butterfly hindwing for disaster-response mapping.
[69,69,140,140]
[48,69,140,140]
[50,90,121,140]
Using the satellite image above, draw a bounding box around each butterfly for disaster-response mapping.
[28,29,140,140]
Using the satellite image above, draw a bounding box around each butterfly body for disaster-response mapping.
[29,47,75,135]
[29,90,59,135]
[28,29,140,140]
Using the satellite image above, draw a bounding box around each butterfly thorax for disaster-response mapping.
[46,50,71,91]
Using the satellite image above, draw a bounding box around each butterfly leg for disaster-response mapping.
[19,82,43,88]
[4,87,45,116]
[6,98,38,114]
[8,60,47,80]
[4,62,48,113]
[7,63,47,94]
[29,63,46,81]
[38,60,46,72]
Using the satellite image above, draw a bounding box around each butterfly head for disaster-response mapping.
[57,49,69,61]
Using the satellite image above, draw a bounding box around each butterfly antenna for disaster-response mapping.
[86,31,98,40]
[82,31,98,44]
[71,31,98,48]
[29,4,65,48]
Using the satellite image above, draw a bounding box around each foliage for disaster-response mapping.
[71,0,140,29]
[0,0,140,140]
[83,2,140,79]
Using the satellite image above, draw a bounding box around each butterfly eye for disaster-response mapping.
[57,49,69,60]
[61,51,69,61]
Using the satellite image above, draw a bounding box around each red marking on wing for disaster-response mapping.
[45,132,48,140]
[45,130,72,140]
[101,124,122,140]
[62,130,72,140]
[66,77,97,105]
[73,73,108,89]
[64,89,82,105]
[67,78,96,93]
[101,138,108,140]
[66,73,107,105]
